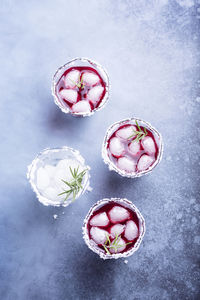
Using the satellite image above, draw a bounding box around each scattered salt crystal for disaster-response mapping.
[86,86,104,104]
[90,227,108,244]
[116,126,136,140]
[109,137,125,157]
[110,224,125,238]
[87,186,93,192]
[109,206,130,223]
[82,72,100,86]
[90,212,109,226]
[53,214,58,219]
[109,237,126,253]
[64,70,80,88]
[124,259,128,264]
[72,100,91,114]
[37,167,50,190]
[59,89,78,103]
[124,220,138,241]
[137,154,154,171]
[141,136,156,155]
[128,141,140,156]
[117,157,136,173]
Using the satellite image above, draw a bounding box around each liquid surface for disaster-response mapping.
[87,202,140,254]
[55,66,106,114]
[106,122,159,173]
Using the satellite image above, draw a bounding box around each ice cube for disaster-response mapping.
[44,164,56,178]
[116,125,136,140]
[109,137,125,157]
[36,167,50,190]
[90,212,109,227]
[56,159,70,170]
[43,186,61,202]
[72,100,91,114]
[108,206,130,223]
[59,89,78,103]
[86,86,104,104]
[141,136,156,155]
[117,157,136,173]
[137,154,154,171]
[54,159,86,192]
[64,70,80,88]
[90,227,108,244]
[67,160,85,174]
[56,159,81,171]
[82,72,100,86]
[128,141,141,156]
[53,168,72,191]
[124,220,138,241]
[109,237,126,254]
[110,224,125,238]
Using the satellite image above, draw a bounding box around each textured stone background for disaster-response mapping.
[0,0,199,299]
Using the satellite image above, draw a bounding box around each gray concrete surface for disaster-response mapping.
[0,0,199,299]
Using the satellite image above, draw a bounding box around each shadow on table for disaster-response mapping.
[64,247,118,299]
[18,189,67,232]
[47,105,91,133]
[100,166,142,198]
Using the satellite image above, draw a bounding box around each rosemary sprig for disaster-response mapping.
[70,74,85,89]
[102,233,132,255]
[58,166,87,202]
[128,120,148,143]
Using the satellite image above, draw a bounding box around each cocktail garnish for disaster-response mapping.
[70,74,85,89]
[58,166,87,201]
[128,120,148,143]
[102,233,132,255]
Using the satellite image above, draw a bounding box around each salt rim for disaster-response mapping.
[102,117,164,178]
[52,57,110,117]
[27,146,91,207]
[82,198,145,260]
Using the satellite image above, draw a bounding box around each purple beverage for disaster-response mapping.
[83,198,145,259]
[102,118,163,178]
[52,58,109,117]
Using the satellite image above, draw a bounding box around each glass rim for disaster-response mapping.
[51,57,110,117]
[27,146,91,207]
[82,197,146,260]
[102,117,164,178]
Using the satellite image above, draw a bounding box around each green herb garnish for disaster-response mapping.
[128,120,148,143]
[58,166,87,202]
[102,233,132,255]
[70,74,85,89]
